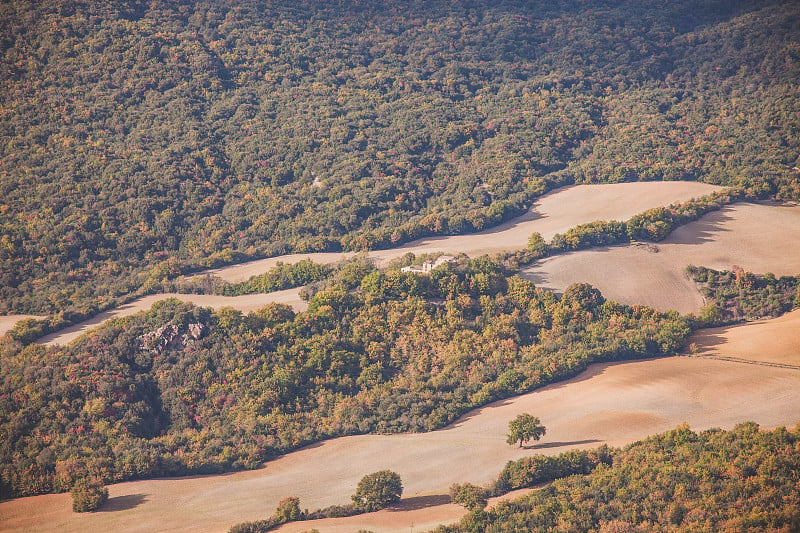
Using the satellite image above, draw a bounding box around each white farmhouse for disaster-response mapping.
[400,255,455,274]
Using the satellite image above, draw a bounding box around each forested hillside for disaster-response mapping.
[1,0,799,316]
[0,258,693,498]
[438,423,800,532]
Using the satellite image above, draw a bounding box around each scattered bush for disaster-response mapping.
[274,496,302,522]
[493,448,613,495]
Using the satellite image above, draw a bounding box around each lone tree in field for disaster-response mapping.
[506,414,546,448]
[71,478,109,512]
[352,470,403,511]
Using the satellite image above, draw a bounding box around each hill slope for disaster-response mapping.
[2,0,799,315]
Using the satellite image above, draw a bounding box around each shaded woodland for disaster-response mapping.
[1,1,799,523]
[687,266,799,325]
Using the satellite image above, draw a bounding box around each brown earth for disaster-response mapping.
[688,308,800,368]
[272,488,536,533]
[522,202,800,314]
[39,289,306,346]
[0,315,42,337]
[4,312,798,533]
[6,181,796,532]
[203,181,722,283]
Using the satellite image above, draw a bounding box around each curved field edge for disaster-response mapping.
[199,181,726,282]
[521,202,800,313]
[0,316,43,337]
[6,180,725,345]
[3,0,799,320]
[2,315,799,533]
[35,289,307,347]
[432,423,800,532]
[1,256,698,501]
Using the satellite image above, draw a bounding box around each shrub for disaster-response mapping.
[71,478,109,512]
[449,482,488,510]
[274,496,302,522]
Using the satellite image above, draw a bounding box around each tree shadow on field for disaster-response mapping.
[685,330,728,355]
[98,493,147,512]
[523,439,601,450]
[447,398,513,428]
[665,208,734,246]
[389,494,451,511]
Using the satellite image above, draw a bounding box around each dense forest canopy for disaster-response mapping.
[1,0,799,315]
[3,253,795,500]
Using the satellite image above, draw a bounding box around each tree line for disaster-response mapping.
[231,423,799,531]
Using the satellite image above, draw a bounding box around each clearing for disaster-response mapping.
[522,202,800,314]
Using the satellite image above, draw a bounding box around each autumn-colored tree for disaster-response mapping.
[71,478,108,513]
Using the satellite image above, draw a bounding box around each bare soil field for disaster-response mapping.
[203,181,722,282]
[0,315,42,337]
[689,308,800,368]
[39,289,306,346]
[522,202,800,314]
[4,312,798,533]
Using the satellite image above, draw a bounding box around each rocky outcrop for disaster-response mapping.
[139,322,206,352]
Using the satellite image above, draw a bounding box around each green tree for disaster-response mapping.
[71,478,109,512]
[449,482,488,510]
[274,496,302,522]
[527,232,547,255]
[351,470,403,511]
[506,414,546,448]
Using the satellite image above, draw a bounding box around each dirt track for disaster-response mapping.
[522,202,800,314]
[3,312,798,533]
